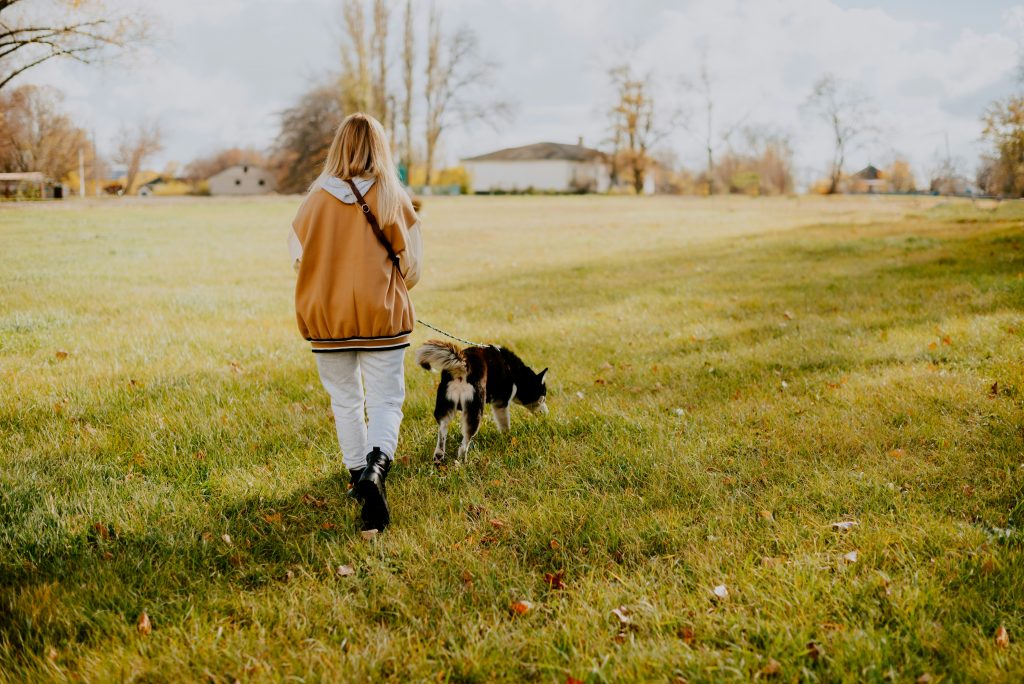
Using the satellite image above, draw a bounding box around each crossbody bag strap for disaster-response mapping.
[344,178,402,271]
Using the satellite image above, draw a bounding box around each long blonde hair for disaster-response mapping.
[316,112,403,225]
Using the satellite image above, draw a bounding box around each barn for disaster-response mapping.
[207,164,276,196]
[461,140,610,194]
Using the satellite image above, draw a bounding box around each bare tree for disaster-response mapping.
[607,62,664,194]
[272,83,346,193]
[0,84,88,179]
[185,147,267,182]
[339,0,371,114]
[423,3,511,186]
[400,0,415,171]
[0,0,147,92]
[803,74,878,194]
[113,122,163,194]
[371,0,390,125]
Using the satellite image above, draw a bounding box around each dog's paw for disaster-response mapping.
[433,449,446,466]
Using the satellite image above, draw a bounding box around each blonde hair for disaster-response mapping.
[316,112,404,225]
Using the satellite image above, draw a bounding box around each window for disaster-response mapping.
[258,179,265,186]
[243,165,249,173]
[235,179,241,186]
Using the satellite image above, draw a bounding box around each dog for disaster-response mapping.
[415,340,548,463]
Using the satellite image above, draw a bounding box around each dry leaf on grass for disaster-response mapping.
[806,641,822,661]
[510,600,532,616]
[843,551,859,563]
[360,529,378,541]
[760,658,782,677]
[336,564,355,578]
[996,625,1010,649]
[488,518,506,529]
[567,677,584,684]
[221,534,232,545]
[137,612,152,636]
[55,350,69,360]
[678,626,695,644]
[544,570,566,590]
[916,675,933,684]
[758,510,774,521]
[888,448,906,459]
[262,512,282,525]
[831,521,857,531]
[461,570,473,586]
[712,584,729,600]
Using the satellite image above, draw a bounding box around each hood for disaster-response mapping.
[319,175,376,204]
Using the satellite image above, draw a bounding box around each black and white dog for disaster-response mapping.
[415,340,548,463]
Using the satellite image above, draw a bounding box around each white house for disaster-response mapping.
[461,141,610,194]
[207,164,276,196]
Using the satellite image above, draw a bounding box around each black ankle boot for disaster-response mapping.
[357,447,391,531]
[347,468,364,501]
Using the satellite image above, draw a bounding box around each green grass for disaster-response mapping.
[1,194,1023,682]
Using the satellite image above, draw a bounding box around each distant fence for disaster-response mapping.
[409,184,461,196]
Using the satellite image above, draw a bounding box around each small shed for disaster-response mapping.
[849,165,891,194]
[461,141,610,194]
[0,172,63,200]
[207,164,276,196]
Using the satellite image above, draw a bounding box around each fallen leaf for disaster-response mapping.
[137,612,152,635]
[928,341,938,350]
[713,584,729,600]
[55,350,69,360]
[488,518,506,529]
[549,539,561,549]
[678,626,695,644]
[916,675,933,684]
[962,485,975,497]
[336,564,355,577]
[575,391,585,400]
[806,641,821,661]
[990,381,999,397]
[831,521,857,531]
[760,658,782,677]
[941,335,952,346]
[461,569,473,586]
[92,522,110,540]
[762,556,782,567]
[46,647,58,661]
[888,448,906,459]
[843,551,859,563]
[598,362,613,372]
[611,606,632,627]
[321,522,336,530]
[613,631,628,644]
[567,677,584,684]
[229,360,244,373]
[722,476,736,487]
[262,512,282,525]
[996,625,1010,649]
[466,504,487,519]
[510,600,532,616]
[221,533,232,545]
[783,310,794,320]
[594,378,607,385]
[544,570,566,590]
[759,510,774,521]
[360,529,378,541]
[980,557,996,574]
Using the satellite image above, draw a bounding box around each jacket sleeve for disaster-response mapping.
[395,194,422,289]
[288,194,313,273]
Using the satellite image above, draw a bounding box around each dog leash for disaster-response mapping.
[415,318,487,348]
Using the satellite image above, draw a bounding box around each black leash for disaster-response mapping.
[415,318,486,348]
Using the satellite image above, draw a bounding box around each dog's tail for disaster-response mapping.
[415,339,467,375]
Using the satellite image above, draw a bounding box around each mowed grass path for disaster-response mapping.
[1,195,1022,682]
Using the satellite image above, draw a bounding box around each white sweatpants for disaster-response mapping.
[315,348,406,470]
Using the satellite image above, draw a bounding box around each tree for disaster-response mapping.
[711,126,794,196]
[371,0,390,128]
[607,62,663,194]
[981,95,1024,197]
[400,0,415,171]
[113,121,163,194]
[886,157,916,193]
[339,0,372,114]
[0,0,147,92]
[0,84,88,179]
[272,83,346,193]
[423,3,510,186]
[803,74,877,194]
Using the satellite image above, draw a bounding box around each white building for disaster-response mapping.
[461,141,610,194]
[207,164,276,196]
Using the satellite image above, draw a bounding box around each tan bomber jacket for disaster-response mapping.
[288,176,422,352]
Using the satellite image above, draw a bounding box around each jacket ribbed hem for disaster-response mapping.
[309,332,411,352]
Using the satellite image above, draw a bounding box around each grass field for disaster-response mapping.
[1,194,1023,682]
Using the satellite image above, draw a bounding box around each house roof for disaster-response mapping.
[0,172,46,182]
[207,164,271,181]
[462,142,606,163]
[852,165,882,180]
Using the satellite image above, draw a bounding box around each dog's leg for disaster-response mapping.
[434,409,454,464]
[491,404,511,433]
[457,399,482,461]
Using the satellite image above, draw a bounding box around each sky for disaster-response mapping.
[23,0,1024,186]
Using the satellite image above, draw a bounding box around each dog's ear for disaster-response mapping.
[538,368,548,384]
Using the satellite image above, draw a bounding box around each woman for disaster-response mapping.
[288,113,422,532]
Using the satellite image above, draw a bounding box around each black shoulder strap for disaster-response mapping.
[344,178,401,270]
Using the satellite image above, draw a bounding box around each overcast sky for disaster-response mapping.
[25,0,1024,185]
